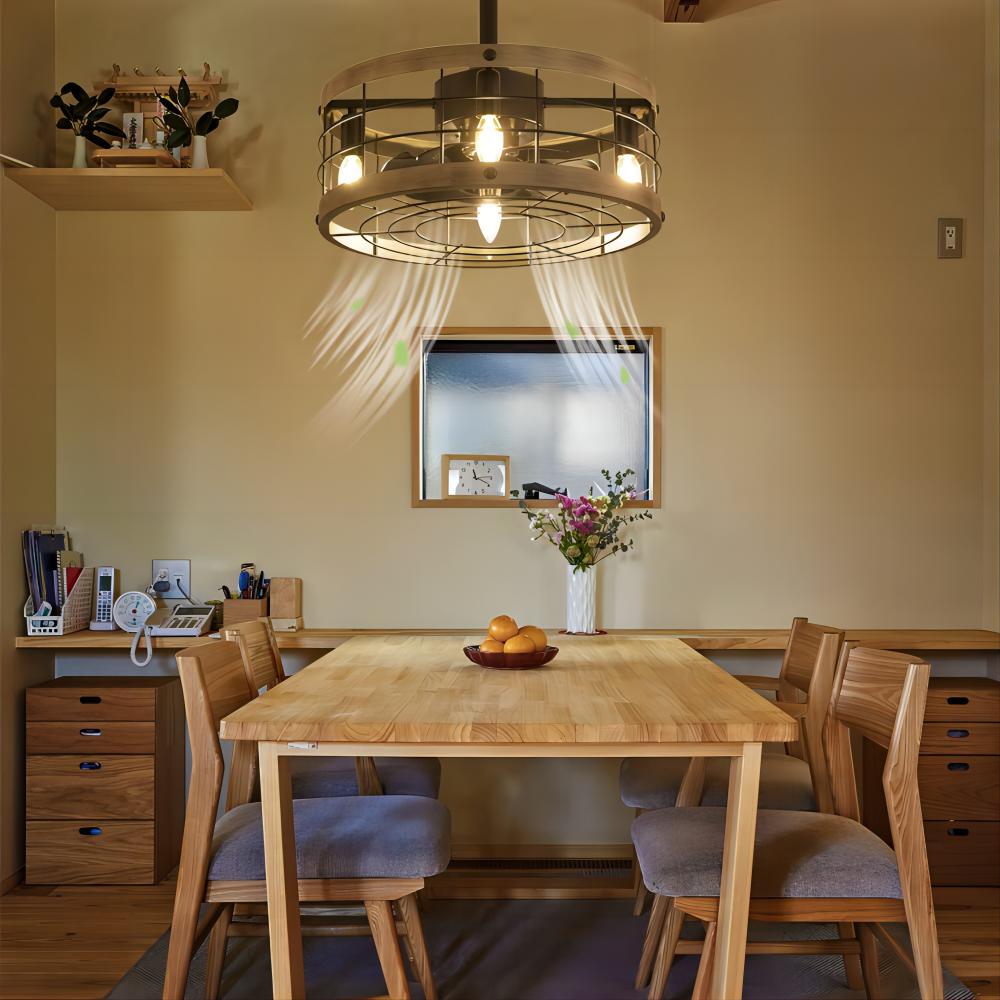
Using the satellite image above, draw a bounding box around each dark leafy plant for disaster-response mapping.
[49,82,126,148]
[153,76,238,149]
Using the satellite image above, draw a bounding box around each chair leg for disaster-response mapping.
[365,899,411,999]
[163,873,208,1000]
[648,901,685,1000]
[904,902,945,999]
[839,921,866,990]
[859,924,883,1000]
[204,903,234,1000]
[633,883,651,917]
[397,893,437,1000]
[636,893,669,988]
[690,922,717,1000]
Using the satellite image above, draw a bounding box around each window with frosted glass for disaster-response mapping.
[419,335,654,501]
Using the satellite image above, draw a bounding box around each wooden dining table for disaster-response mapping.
[219,634,798,1000]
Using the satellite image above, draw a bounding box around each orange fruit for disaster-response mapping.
[479,638,504,653]
[503,634,536,654]
[518,625,548,651]
[487,615,519,642]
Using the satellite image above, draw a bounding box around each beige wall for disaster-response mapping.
[51,0,995,632]
[0,0,57,886]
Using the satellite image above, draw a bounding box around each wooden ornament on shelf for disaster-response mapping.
[92,148,177,168]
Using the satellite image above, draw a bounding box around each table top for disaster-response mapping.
[219,635,799,746]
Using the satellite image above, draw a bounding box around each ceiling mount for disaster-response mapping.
[317,1,663,267]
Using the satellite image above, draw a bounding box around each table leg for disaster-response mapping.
[710,741,762,1000]
[259,741,305,1000]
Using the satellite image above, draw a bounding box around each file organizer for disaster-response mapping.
[24,566,94,636]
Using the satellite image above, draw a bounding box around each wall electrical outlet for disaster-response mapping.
[152,559,191,601]
[937,217,963,259]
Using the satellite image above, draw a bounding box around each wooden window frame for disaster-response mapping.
[410,326,662,509]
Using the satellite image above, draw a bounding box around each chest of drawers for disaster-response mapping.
[25,677,184,884]
[864,676,1000,887]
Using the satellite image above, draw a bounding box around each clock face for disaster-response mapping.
[452,459,506,496]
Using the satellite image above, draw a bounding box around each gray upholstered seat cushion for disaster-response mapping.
[208,795,451,882]
[251,756,442,801]
[632,807,902,899]
[620,753,816,812]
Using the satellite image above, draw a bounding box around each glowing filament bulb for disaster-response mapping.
[476,200,502,243]
[474,114,504,163]
[616,152,643,184]
[338,153,363,185]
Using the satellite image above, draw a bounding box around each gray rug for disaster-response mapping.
[107,899,972,999]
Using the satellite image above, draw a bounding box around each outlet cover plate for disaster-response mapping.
[937,217,963,259]
[152,559,191,601]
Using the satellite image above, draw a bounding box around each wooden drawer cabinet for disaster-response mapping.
[25,677,184,885]
[864,677,1000,890]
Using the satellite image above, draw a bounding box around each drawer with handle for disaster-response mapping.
[924,679,1000,724]
[25,820,154,884]
[920,722,1000,755]
[27,686,156,722]
[923,821,1000,886]
[26,755,155,819]
[26,721,155,754]
[917,756,1000,821]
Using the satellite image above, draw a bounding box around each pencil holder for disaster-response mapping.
[222,598,268,626]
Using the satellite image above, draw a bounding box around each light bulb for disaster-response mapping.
[616,152,643,184]
[476,200,502,243]
[338,153,363,185]
[474,114,504,163]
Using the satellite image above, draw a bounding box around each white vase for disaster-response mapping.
[72,135,88,168]
[191,135,209,169]
[565,563,598,634]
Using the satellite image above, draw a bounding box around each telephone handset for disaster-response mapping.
[113,592,215,666]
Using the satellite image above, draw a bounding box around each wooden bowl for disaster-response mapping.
[463,645,559,670]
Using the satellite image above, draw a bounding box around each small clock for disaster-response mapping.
[441,454,510,499]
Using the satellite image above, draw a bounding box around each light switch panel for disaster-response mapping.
[937,218,963,259]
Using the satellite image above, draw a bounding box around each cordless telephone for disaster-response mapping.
[90,567,120,630]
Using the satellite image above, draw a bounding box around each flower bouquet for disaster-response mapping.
[513,469,653,633]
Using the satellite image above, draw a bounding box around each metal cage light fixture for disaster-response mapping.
[317,0,663,267]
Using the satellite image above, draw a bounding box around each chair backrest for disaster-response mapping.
[823,645,935,942]
[174,641,257,892]
[777,617,844,811]
[220,617,285,695]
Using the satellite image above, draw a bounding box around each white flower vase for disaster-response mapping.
[191,135,209,169]
[72,135,88,168]
[565,564,598,635]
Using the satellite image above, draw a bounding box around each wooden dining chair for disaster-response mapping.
[632,645,944,1000]
[221,618,442,800]
[626,617,849,988]
[163,640,450,1000]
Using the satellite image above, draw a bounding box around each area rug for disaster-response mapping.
[107,899,973,999]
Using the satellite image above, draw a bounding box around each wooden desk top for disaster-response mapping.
[219,635,799,746]
[14,627,1000,652]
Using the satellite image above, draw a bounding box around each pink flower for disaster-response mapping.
[553,531,564,543]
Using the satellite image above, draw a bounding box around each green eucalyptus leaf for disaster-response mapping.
[169,85,178,103]
[178,76,190,107]
[90,107,110,120]
[214,97,238,119]
[205,117,220,134]
[78,95,99,118]
[166,128,192,148]
[55,118,73,130]
[94,122,126,138]
[96,87,115,105]
[49,93,63,108]
[86,133,112,149]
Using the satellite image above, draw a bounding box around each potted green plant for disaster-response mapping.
[154,78,238,168]
[50,83,126,168]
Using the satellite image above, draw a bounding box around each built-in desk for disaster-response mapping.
[15,626,1000,652]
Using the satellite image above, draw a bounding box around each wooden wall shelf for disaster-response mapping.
[14,628,1000,653]
[3,167,251,211]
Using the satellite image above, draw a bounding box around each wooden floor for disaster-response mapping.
[0,880,997,998]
